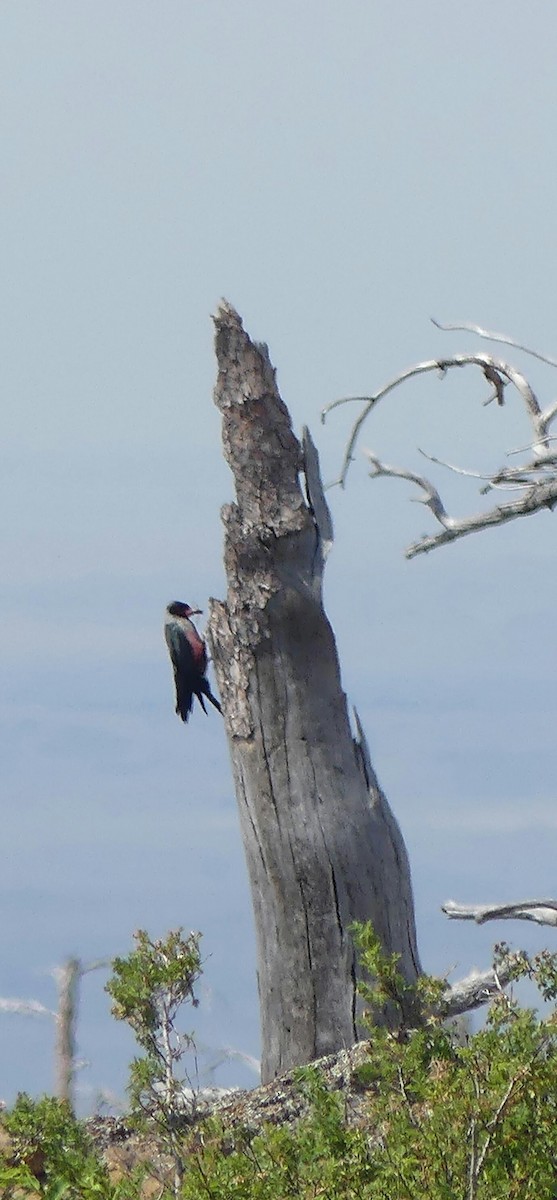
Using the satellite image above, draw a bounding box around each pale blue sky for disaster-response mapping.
[2,0,557,1110]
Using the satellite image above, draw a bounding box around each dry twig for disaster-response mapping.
[324,324,557,556]
[431,318,557,369]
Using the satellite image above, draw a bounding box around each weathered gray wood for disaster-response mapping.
[208,302,421,1083]
[55,956,80,1109]
[443,898,557,926]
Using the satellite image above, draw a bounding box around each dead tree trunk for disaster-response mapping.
[208,302,421,1083]
[55,956,80,1109]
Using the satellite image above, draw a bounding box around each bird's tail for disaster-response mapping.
[198,678,222,715]
[175,683,194,722]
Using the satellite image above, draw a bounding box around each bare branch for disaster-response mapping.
[0,997,54,1018]
[431,322,557,448]
[418,447,494,481]
[431,318,557,369]
[323,323,557,551]
[438,959,516,1019]
[323,352,544,490]
[362,446,557,558]
[418,448,557,493]
[443,899,557,927]
[468,1100,479,1200]
[473,1065,533,1183]
[82,958,112,975]
[405,477,557,558]
[365,452,452,526]
[542,399,557,428]
[507,435,557,457]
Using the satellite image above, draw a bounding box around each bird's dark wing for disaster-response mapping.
[165,621,197,721]
[165,621,195,671]
[164,616,222,722]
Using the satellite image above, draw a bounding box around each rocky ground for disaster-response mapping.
[0,1040,377,1197]
[88,1039,376,1194]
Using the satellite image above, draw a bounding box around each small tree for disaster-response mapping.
[106,928,202,1196]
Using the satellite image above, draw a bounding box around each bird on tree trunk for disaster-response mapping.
[164,601,222,722]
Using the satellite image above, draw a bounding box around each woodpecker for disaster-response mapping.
[164,601,222,722]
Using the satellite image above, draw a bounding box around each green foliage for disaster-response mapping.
[351,919,445,1028]
[0,1093,141,1198]
[179,1084,376,1200]
[106,928,202,1124]
[351,920,409,1006]
[7,926,557,1197]
[106,928,202,1196]
[107,928,201,1045]
[346,923,557,1197]
[179,925,557,1199]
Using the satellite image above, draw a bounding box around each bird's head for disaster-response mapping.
[166,601,202,619]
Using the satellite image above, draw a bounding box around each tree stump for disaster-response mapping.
[208,302,421,1082]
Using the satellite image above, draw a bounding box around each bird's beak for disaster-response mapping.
[189,608,202,616]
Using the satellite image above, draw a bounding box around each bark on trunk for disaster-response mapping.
[208,302,421,1083]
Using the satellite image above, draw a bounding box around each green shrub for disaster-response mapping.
[179,926,557,1198]
[6,927,557,1198]
[0,1093,142,1197]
